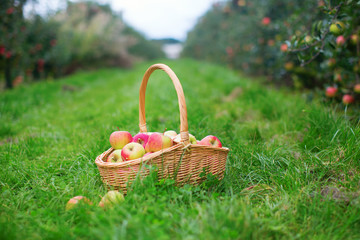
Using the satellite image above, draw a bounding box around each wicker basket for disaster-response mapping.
[95,63,229,193]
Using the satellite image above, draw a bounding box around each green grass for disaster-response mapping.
[1,59,360,239]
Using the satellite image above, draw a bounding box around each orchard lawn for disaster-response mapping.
[1,59,360,239]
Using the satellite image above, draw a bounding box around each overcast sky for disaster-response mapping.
[26,0,217,41]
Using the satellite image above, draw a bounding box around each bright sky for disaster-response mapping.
[26,0,217,41]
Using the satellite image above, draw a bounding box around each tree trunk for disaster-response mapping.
[5,58,12,89]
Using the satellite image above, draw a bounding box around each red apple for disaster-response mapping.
[280,44,288,52]
[132,133,149,148]
[65,196,92,211]
[199,135,222,148]
[342,95,354,105]
[121,142,145,161]
[107,149,123,163]
[98,191,124,208]
[354,84,360,93]
[262,17,271,26]
[109,131,132,150]
[325,87,337,97]
[336,35,345,46]
[145,133,172,152]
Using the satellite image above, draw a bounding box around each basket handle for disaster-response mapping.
[139,63,189,145]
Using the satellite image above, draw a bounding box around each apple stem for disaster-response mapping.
[163,128,167,135]
[117,126,120,131]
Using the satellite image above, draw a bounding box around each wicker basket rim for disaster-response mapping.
[95,143,229,168]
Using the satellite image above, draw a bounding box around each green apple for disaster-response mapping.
[164,130,177,138]
[98,191,125,208]
[329,21,345,35]
[173,133,197,144]
[107,149,123,163]
[121,142,145,161]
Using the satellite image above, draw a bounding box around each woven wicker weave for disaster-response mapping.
[95,63,229,193]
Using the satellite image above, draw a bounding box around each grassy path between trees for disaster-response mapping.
[1,59,359,239]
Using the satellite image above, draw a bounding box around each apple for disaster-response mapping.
[329,21,345,35]
[342,95,354,105]
[107,149,123,163]
[336,35,345,46]
[304,35,313,44]
[164,130,177,138]
[98,191,124,208]
[199,135,222,148]
[145,133,173,152]
[334,73,342,82]
[280,44,288,52]
[65,196,92,211]
[109,131,132,150]
[327,58,336,68]
[173,133,197,144]
[284,62,294,71]
[143,152,152,157]
[354,84,360,93]
[325,87,337,98]
[350,34,359,45]
[121,142,145,161]
[132,133,149,148]
[261,17,271,26]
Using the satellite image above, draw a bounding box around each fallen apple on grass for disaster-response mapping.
[109,131,132,150]
[98,191,125,208]
[65,196,93,211]
[121,142,145,161]
[107,149,123,163]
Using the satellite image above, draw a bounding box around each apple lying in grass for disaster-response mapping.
[109,131,132,150]
[121,142,145,161]
[107,149,123,163]
[132,133,149,148]
[98,191,125,208]
[164,130,177,138]
[145,133,173,152]
[173,133,197,144]
[65,196,93,211]
[199,135,222,148]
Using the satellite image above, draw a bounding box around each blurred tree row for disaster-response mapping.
[182,0,360,105]
[0,0,164,89]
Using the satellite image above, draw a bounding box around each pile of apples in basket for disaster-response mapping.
[103,129,223,163]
